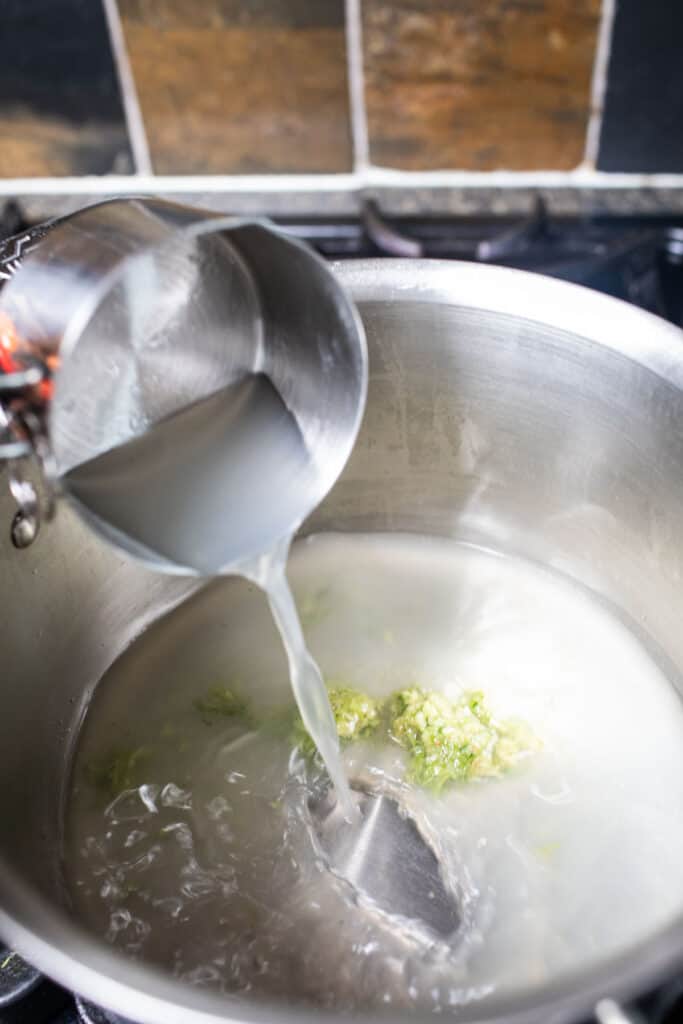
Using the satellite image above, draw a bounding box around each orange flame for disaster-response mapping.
[0,310,54,403]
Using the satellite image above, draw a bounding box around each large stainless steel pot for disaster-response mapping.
[1,260,683,1024]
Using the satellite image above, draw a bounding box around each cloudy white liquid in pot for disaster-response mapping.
[64,535,683,1012]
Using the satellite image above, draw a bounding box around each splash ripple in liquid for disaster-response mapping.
[66,535,683,1011]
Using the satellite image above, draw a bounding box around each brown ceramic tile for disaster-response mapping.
[362,0,601,171]
[118,0,352,173]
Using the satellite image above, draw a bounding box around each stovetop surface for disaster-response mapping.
[0,943,123,1023]
[1,196,682,1023]
[2,196,683,325]
[283,198,683,327]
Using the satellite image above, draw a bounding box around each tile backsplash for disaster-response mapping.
[0,0,680,181]
[0,0,133,177]
[362,0,601,171]
[117,0,352,173]
[597,0,683,173]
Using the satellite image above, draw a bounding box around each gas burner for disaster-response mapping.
[0,945,69,1022]
[277,197,683,324]
[76,998,133,1024]
[0,945,135,1024]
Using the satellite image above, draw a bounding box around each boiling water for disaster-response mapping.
[63,372,353,816]
[65,535,683,1011]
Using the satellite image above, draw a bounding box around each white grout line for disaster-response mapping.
[584,0,617,168]
[101,0,153,175]
[344,0,370,171]
[2,168,683,196]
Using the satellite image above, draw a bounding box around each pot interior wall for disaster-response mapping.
[308,298,683,690]
[1,262,683,1002]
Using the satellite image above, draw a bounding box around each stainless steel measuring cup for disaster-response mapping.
[0,198,367,574]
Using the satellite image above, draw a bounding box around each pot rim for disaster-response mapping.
[334,258,683,392]
[2,860,682,1024]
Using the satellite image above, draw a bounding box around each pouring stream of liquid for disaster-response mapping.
[243,542,357,821]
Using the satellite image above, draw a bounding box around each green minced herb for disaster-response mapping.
[87,683,536,801]
[329,686,382,741]
[292,684,538,792]
[292,685,382,758]
[86,746,152,798]
[388,687,539,792]
[193,686,249,725]
[299,588,331,629]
